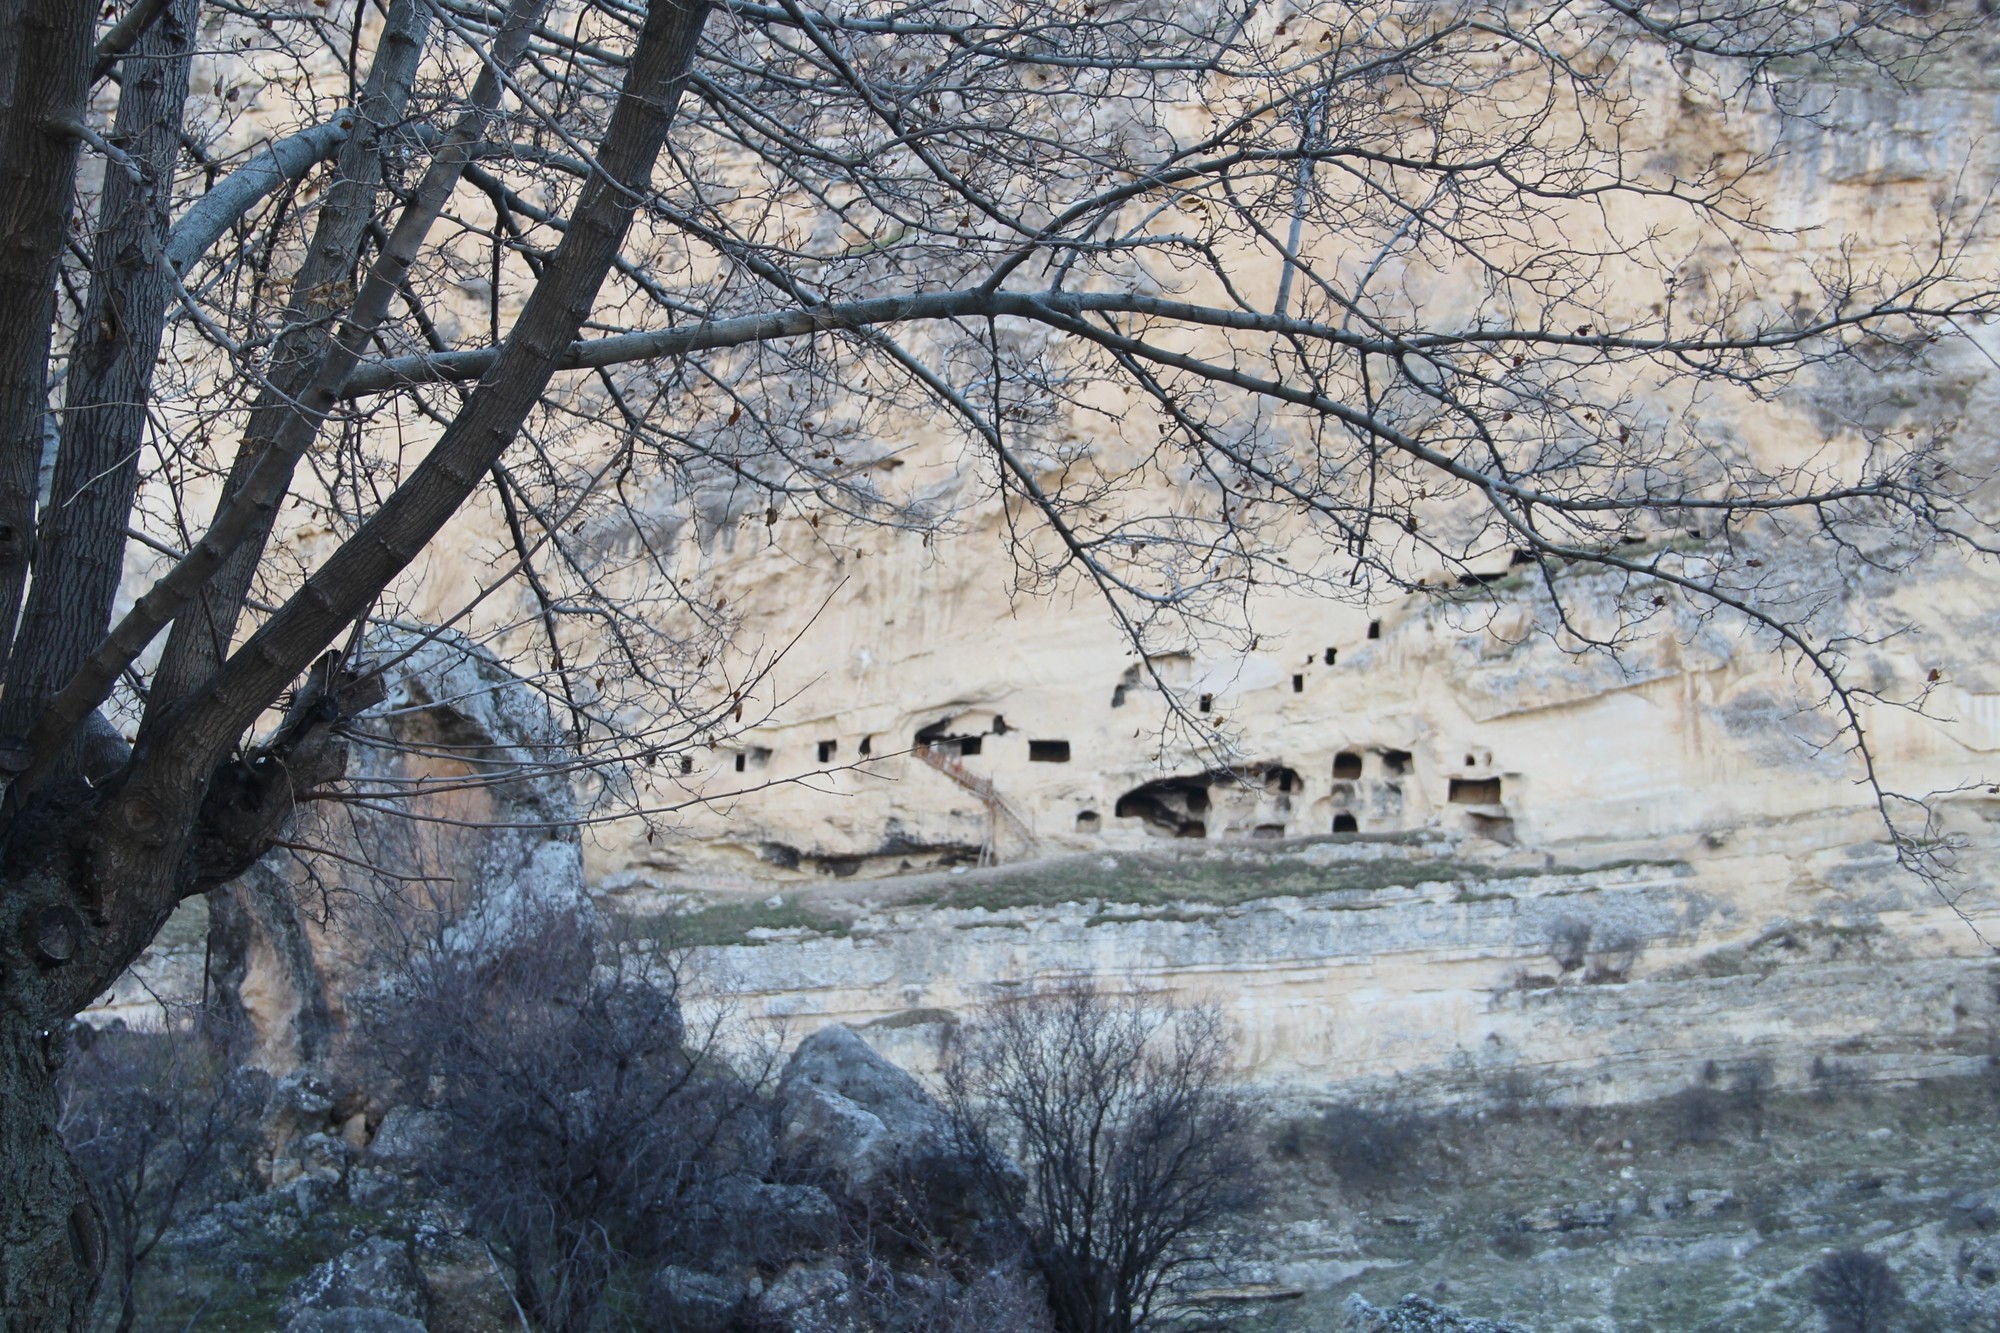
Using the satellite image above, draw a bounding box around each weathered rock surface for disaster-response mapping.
[672,843,1995,1112]
[648,1266,749,1333]
[282,1311,428,1333]
[1340,1294,1533,1333]
[278,1236,429,1328]
[756,1262,862,1333]
[775,1024,955,1195]
[202,630,591,1069]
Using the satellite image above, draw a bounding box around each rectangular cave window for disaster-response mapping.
[1381,749,1413,776]
[958,736,983,757]
[1366,620,1381,639]
[679,755,693,775]
[817,739,838,763]
[1332,813,1359,834]
[1333,751,1363,780]
[734,753,746,773]
[1029,740,1071,763]
[1324,647,1337,666]
[1449,776,1503,805]
[1291,674,1304,693]
[1198,693,1213,713]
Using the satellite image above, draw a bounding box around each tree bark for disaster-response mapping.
[0,1017,100,1332]
[0,2,94,700]
[0,0,199,776]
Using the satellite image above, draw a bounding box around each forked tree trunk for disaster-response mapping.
[0,2,712,1325]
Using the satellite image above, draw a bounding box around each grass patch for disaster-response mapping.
[618,849,1689,948]
[908,851,1545,916]
[625,897,857,949]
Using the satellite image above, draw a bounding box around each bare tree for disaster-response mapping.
[1808,1247,1907,1333]
[941,984,1261,1333]
[360,902,776,1333]
[0,2,1994,1322]
[56,1015,263,1333]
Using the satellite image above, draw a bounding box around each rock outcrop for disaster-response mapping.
[775,1024,956,1197]
[204,629,589,1069]
[1341,1295,1534,1333]
[277,1236,430,1332]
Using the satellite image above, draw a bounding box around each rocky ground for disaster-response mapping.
[108,1057,1998,1332]
[1237,1074,2000,1332]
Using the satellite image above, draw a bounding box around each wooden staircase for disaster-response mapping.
[913,743,1037,865]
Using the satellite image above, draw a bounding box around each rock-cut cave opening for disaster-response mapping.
[1115,775,1212,838]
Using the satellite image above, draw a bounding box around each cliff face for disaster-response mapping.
[608,831,1995,1110]
[561,53,2000,895]
[92,41,2000,1107]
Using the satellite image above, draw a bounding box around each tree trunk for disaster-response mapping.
[1,4,714,1325]
[1,0,199,771]
[0,1020,100,1332]
[0,1,93,693]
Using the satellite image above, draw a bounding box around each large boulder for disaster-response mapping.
[757,1263,863,1333]
[775,1026,953,1196]
[647,1266,749,1333]
[283,1312,427,1333]
[774,1025,1017,1259]
[1341,1294,1536,1333]
[278,1236,430,1328]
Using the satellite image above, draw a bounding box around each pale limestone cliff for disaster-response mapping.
[92,40,2000,1113]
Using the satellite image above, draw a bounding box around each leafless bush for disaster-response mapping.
[1809,1055,1866,1103]
[1276,1103,1428,1190]
[59,1014,265,1333]
[941,984,1261,1333]
[1668,1058,1773,1144]
[1808,1248,1906,1333]
[1489,1070,1545,1121]
[360,905,776,1333]
[1547,918,1594,974]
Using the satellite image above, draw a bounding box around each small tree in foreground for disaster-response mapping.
[942,985,1261,1333]
[58,1016,263,1333]
[362,905,775,1333]
[1809,1248,1906,1333]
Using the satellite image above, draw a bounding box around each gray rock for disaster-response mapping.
[776,1026,952,1195]
[367,1107,449,1171]
[1953,1189,2000,1230]
[283,1311,427,1333]
[1515,1201,1612,1233]
[301,1132,355,1178]
[279,1236,428,1325]
[1340,1294,1535,1332]
[690,1178,837,1266]
[290,1173,336,1220]
[759,1263,861,1333]
[346,1167,401,1211]
[1687,1188,1737,1218]
[649,1266,748,1333]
